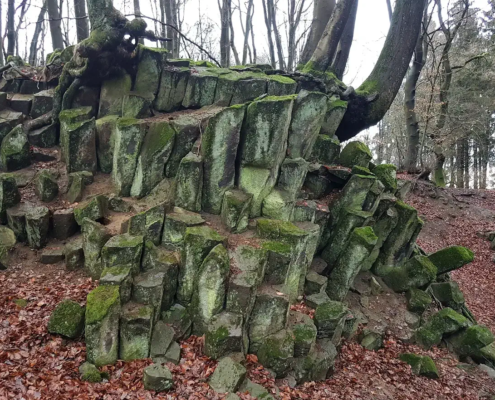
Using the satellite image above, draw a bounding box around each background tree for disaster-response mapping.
[74,0,90,42]
[47,0,65,50]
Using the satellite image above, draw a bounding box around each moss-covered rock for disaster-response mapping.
[326,226,377,301]
[428,246,474,275]
[449,325,494,358]
[320,98,348,137]
[430,281,465,307]
[1,125,30,171]
[134,45,167,97]
[119,302,154,361]
[28,123,58,148]
[112,118,147,196]
[25,205,50,249]
[79,362,103,383]
[262,240,292,285]
[85,285,120,366]
[101,233,143,275]
[150,320,175,360]
[373,164,397,191]
[383,255,437,293]
[0,226,16,269]
[162,303,192,341]
[339,141,372,169]
[238,378,275,399]
[74,195,108,225]
[359,329,383,351]
[190,244,230,335]
[209,356,246,393]
[61,118,97,173]
[31,89,54,119]
[201,105,246,213]
[154,67,190,112]
[175,152,203,212]
[399,353,439,379]
[262,188,295,221]
[67,174,84,203]
[205,311,245,360]
[100,266,132,304]
[177,226,226,305]
[290,311,317,357]
[311,135,341,165]
[305,270,328,295]
[122,91,153,118]
[182,69,218,108]
[143,363,173,392]
[406,288,432,313]
[238,166,278,218]
[277,157,308,199]
[415,308,470,349]
[287,90,328,159]
[95,115,118,173]
[220,189,252,233]
[65,236,84,270]
[123,205,166,246]
[313,300,348,341]
[257,329,294,378]
[81,219,111,279]
[98,73,132,118]
[161,207,204,250]
[48,299,85,338]
[0,173,20,213]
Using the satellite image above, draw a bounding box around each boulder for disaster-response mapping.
[360,329,383,351]
[161,304,192,341]
[0,110,23,142]
[290,311,317,357]
[25,206,50,249]
[0,174,21,214]
[30,89,55,119]
[132,269,166,318]
[257,329,294,378]
[449,325,494,358]
[383,255,437,293]
[339,141,372,168]
[81,219,112,279]
[79,362,104,383]
[60,118,97,173]
[320,98,348,137]
[427,246,474,275]
[124,205,166,246]
[262,188,295,221]
[1,125,30,171]
[85,285,121,366]
[68,171,94,186]
[262,240,292,285]
[430,282,465,307]
[28,123,58,148]
[150,320,175,360]
[190,244,230,334]
[143,364,173,392]
[34,170,58,202]
[205,312,246,360]
[122,91,153,118]
[238,166,277,217]
[399,353,439,379]
[95,115,118,173]
[74,195,108,225]
[67,174,84,203]
[154,67,190,112]
[177,226,226,305]
[48,299,85,339]
[119,302,154,361]
[209,357,246,393]
[373,164,397,192]
[287,90,328,159]
[130,120,175,198]
[175,152,203,212]
[277,158,309,199]
[313,301,347,342]
[220,189,252,233]
[182,69,218,108]
[134,45,167,96]
[406,288,432,313]
[311,135,341,165]
[326,226,377,301]
[238,378,274,399]
[100,266,133,304]
[201,105,246,213]
[40,248,64,264]
[98,73,132,118]
[305,270,328,296]
[306,292,332,309]
[101,234,143,275]
[415,308,470,349]
[112,118,147,196]
[53,208,78,240]
[65,237,84,270]
[10,94,32,115]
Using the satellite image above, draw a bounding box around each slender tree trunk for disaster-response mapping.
[473,144,478,190]
[241,0,254,65]
[29,2,48,65]
[164,0,179,57]
[386,0,393,21]
[267,0,285,69]
[287,0,307,71]
[250,7,257,64]
[434,150,446,187]
[456,140,464,188]
[449,153,455,187]
[220,0,232,67]
[74,0,89,42]
[7,0,15,57]
[261,0,276,68]
[0,0,3,65]
[331,0,358,80]
[47,0,65,50]
[306,0,356,72]
[229,8,241,65]
[376,120,384,164]
[464,139,470,189]
[336,0,427,141]
[300,0,335,65]
[404,11,428,173]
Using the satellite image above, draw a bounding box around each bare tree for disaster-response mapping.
[331,0,358,79]
[286,0,307,71]
[74,0,90,42]
[229,3,241,65]
[267,0,285,69]
[386,0,393,21]
[241,0,254,65]
[164,0,179,57]
[219,0,232,67]
[300,0,335,65]
[7,0,16,57]
[261,0,276,67]
[29,2,48,65]
[47,0,65,50]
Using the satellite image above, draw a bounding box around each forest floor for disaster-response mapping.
[2,178,495,399]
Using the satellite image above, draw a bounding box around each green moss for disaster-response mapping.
[85,286,120,325]
[452,325,494,357]
[79,362,103,383]
[339,141,373,168]
[314,301,347,321]
[259,94,297,103]
[373,164,397,191]
[351,166,373,176]
[14,298,28,307]
[293,324,316,342]
[328,99,348,110]
[268,75,296,84]
[399,353,439,379]
[353,226,378,246]
[261,240,292,255]
[300,61,345,86]
[406,288,432,313]
[356,80,379,96]
[48,299,85,338]
[428,246,474,275]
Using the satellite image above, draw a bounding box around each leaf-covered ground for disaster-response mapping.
[2,183,495,399]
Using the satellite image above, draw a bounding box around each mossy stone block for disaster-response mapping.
[415,308,470,349]
[95,115,118,173]
[62,119,97,173]
[373,163,397,191]
[277,157,308,199]
[155,67,190,112]
[428,246,474,275]
[450,325,494,358]
[314,301,347,340]
[101,233,143,275]
[48,299,85,338]
[205,311,245,360]
[79,362,103,383]
[119,302,154,361]
[100,266,132,304]
[143,363,173,392]
[122,91,153,119]
[74,195,108,225]
[311,134,341,165]
[175,152,203,212]
[98,73,132,118]
[65,237,84,270]
[257,329,294,378]
[290,311,317,358]
[209,357,246,393]
[238,166,277,218]
[25,205,50,249]
[134,45,167,96]
[430,282,465,306]
[0,173,20,213]
[339,141,372,168]
[399,353,439,379]
[220,189,252,233]
[383,255,437,293]
[1,125,30,171]
[161,304,192,341]
[406,288,432,313]
[81,218,111,279]
[262,188,295,221]
[320,98,348,137]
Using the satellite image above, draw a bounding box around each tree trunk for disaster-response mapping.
[29,3,48,65]
[386,0,393,21]
[336,0,427,142]
[7,0,15,57]
[473,144,478,190]
[241,0,254,65]
[449,153,455,188]
[404,11,428,174]
[250,8,257,64]
[261,0,276,68]
[300,0,335,65]
[306,0,356,72]
[434,150,446,187]
[456,140,464,188]
[464,139,469,189]
[229,9,241,65]
[74,0,90,42]
[47,0,65,50]
[267,0,285,69]
[220,0,232,67]
[164,0,179,57]
[331,0,358,80]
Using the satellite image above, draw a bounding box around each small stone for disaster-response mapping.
[34,170,59,202]
[360,329,383,351]
[65,237,84,270]
[74,195,108,225]
[41,248,64,264]
[209,357,246,393]
[399,353,439,379]
[238,378,274,399]
[143,364,173,392]
[405,311,421,329]
[370,277,383,295]
[48,299,85,338]
[53,208,78,240]
[79,362,103,383]
[305,292,331,309]
[163,342,181,364]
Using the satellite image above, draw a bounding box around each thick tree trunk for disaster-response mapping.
[29,3,48,65]
[74,0,90,42]
[336,0,427,142]
[434,150,446,187]
[261,0,276,68]
[306,0,356,72]
[47,0,65,50]
[331,0,358,80]
[7,0,15,57]
[300,0,335,65]
[404,11,428,174]
[220,0,232,67]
